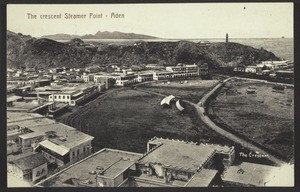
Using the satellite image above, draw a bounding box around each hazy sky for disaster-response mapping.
[7,3,293,39]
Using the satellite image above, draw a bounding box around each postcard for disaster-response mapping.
[6,3,294,188]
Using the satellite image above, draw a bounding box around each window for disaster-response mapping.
[36,171,40,177]
[63,96,65,99]
[54,96,57,99]
[77,149,79,156]
[72,151,75,157]
[83,146,86,152]
[67,96,69,99]
[59,96,61,99]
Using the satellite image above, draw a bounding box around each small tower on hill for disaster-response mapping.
[226,33,229,44]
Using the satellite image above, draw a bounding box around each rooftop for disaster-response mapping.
[7,101,44,110]
[186,169,218,187]
[7,112,44,123]
[35,83,100,95]
[7,115,56,128]
[7,95,22,103]
[222,162,280,186]
[31,123,94,149]
[139,138,216,172]
[36,148,143,187]
[7,112,94,150]
[8,152,47,171]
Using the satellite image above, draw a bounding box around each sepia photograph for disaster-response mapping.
[5,2,294,188]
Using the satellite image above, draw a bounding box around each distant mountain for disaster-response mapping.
[42,31,158,40]
[7,30,279,69]
[42,33,81,40]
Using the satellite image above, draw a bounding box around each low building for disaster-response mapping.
[94,76,115,89]
[35,148,143,187]
[222,162,282,187]
[46,83,101,106]
[7,112,94,167]
[7,95,23,107]
[7,152,48,185]
[137,71,154,82]
[35,79,51,87]
[198,41,211,47]
[81,73,95,82]
[233,66,245,73]
[15,85,34,96]
[245,66,262,73]
[134,137,235,187]
[166,63,199,78]
[153,71,174,80]
[145,64,165,70]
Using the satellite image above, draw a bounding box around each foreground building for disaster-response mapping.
[7,112,94,167]
[36,148,143,187]
[36,137,235,187]
[7,152,48,185]
[133,137,235,187]
[222,162,282,186]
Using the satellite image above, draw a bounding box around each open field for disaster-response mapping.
[59,87,228,153]
[138,79,219,103]
[210,80,294,161]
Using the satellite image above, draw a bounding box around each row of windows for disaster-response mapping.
[72,145,90,158]
[51,95,70,100]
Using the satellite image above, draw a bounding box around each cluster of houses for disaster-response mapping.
[233,60,294,81]
[7,63,208,117]
[7,112,94,185]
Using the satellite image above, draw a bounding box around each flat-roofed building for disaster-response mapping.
[135,137,234,186]
[45,83,101,106]
[137,71,154,82]
[153,71,174,80]
[222,162,283,187]
[94,76,115,89]
[35,148,143,187]
[93,72,138,87]
[145,64,165,70]
[81,73,95,82]
[7,112,94,167]
[185,169,218,187]
[245,66,262,73]
[166,63,199,78]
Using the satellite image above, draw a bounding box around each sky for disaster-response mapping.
[7,3,293,39]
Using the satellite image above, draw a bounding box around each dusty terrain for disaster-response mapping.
[211,80,294,161]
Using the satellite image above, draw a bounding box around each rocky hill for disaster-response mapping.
[42,31,157,40]
[7,31,279,69]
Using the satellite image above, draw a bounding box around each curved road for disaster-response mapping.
[135,78,286,165]
[190,77,286,166]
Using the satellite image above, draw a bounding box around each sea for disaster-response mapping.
[60,38,294,62]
